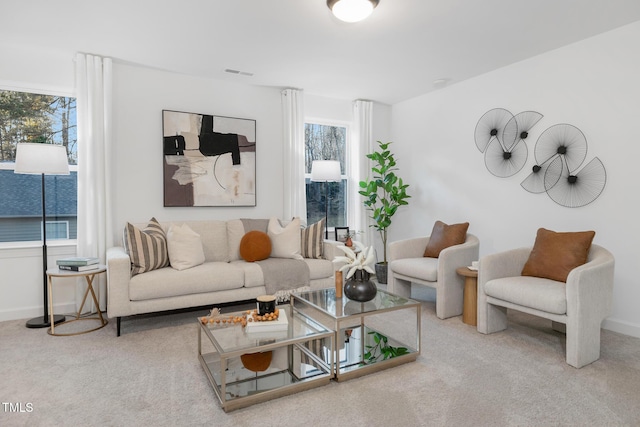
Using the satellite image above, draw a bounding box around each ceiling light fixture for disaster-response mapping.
[327,0,379,23]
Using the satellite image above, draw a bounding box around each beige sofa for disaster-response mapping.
[106,218,340,335]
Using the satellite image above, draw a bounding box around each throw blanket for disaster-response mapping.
[256,258,310,296]
[240,218,311,298]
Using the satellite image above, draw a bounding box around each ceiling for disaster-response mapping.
[3,0,640,105]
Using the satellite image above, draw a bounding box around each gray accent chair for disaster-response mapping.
[477,244,615,368]
[388,234,479,319]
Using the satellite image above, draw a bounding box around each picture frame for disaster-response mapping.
[162,110,256,207]
[334,226,350,243]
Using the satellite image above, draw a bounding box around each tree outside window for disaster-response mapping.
[304,122,348,231]
[0,90,77,242]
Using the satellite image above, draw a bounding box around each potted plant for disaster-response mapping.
[358,141,410,284]
[334,240,378,302]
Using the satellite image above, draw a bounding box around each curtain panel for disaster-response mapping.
[351,100,374,248]
[281,88,307,223]
[75,53,114,311]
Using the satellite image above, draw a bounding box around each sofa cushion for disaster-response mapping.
[166,223,205,271]
[230,260,265,288]
[521,228,595,282]
[424,220,469,258]
[227,218,270,262]
[484,276,567,315]
[389,257,438,282]
[268,217,303,260]
[227,219,245,262]
[124,217,169,276]
[175,220,229,263]
[129,262,244,301]
[240,230,272,262]
[301,218,325,259]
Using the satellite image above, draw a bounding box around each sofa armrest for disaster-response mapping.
[106,246,132,318]
[322,239,345,271]
[566,244,615,321]
[389,237,430,261]
[438,234,480,285]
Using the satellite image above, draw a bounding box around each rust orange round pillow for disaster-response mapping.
[239,231,272,262]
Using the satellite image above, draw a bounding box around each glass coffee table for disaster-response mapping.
[198,304,334,412]
[291,288,421,381]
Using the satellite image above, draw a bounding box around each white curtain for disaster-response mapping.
[281,88,307,222]
[351,100,374,248]
[75,53,113,312]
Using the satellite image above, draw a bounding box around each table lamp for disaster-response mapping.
[14,143,70,328]
[310,160,341,239]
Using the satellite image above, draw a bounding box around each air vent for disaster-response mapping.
[224,69,254,77]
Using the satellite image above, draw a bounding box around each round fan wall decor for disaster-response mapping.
[475,108,542,178]
[474,109,606,207]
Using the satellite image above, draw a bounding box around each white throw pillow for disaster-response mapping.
[267,217,303,260]
[166,223,206,271]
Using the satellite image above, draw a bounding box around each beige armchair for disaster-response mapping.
[388,234,479,319]
[477,244,614,368]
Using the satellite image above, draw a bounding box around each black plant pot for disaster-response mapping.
[375,262,388,284]
[344,269,377,302]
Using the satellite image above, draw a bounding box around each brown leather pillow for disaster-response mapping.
[239,231,272,262]
[521,228,595,282]
[423,220,469,258]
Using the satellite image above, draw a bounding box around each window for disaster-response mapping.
[304,122,348,232]
[0,89,77,243]
[45,221,70,240]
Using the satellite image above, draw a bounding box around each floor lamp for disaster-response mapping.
[15,143,70,328]
[310,160,341,239]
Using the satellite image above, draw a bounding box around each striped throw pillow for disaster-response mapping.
[124,217,169,275]
[300,218,325,259]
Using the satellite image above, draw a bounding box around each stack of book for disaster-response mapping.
[56,257,100,272]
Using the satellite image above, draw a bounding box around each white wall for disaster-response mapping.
[390,21,640,337]
[110,63,286,245]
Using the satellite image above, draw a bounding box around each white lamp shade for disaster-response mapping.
[328,0,378,23]
[311,160,341,182]
[14,143,70,175]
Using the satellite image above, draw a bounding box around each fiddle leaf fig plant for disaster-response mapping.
[358,141,410,265]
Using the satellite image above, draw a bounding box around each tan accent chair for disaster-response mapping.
[388,234,479,319]
[477,244,614,368]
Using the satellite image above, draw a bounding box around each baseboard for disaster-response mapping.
[0,301,77,323]
[603,317,640,339]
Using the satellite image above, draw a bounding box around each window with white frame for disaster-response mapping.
[0,89,77,243]
[304,122,348,234]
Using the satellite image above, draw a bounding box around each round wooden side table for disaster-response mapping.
[46,266,108,336]
[456,266,478,326]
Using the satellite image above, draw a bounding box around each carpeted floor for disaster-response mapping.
[1,285,640,427]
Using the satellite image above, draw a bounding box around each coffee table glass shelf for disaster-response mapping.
[292,288,421,382]
[198,304,334,412]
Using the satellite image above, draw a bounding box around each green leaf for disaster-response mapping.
[359,141,410,264]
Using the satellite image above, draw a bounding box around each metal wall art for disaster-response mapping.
[520,124,606,208]
[474,108,543,177]
[475,108,606,208]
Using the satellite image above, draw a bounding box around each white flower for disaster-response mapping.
[333,240,376,279]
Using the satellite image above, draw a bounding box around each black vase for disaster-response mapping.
[344,269,377,302]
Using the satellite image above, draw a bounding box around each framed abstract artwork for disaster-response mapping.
[162,110,256,206]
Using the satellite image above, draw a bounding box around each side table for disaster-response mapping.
[46,266,108,336]
[456,266,478,326]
